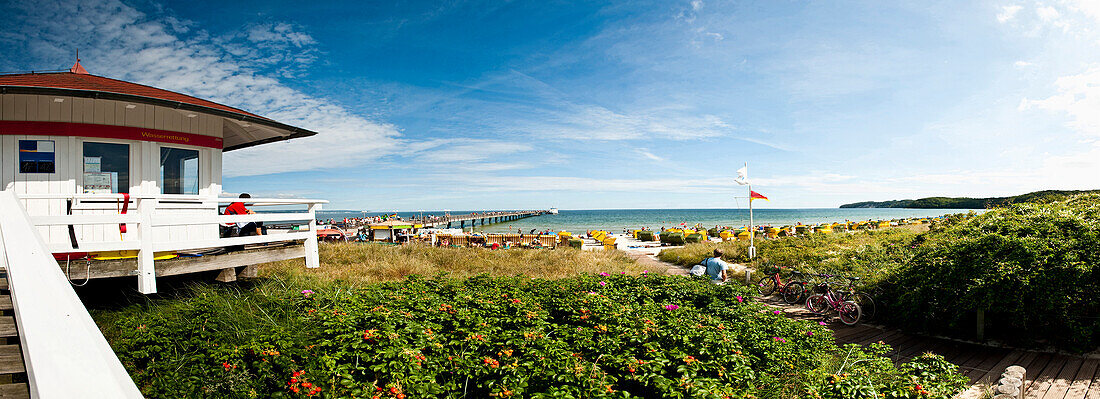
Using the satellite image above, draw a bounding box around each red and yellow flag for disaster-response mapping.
[750,190,769,201]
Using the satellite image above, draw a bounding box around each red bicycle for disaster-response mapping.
[805,279,863,325]
[755,265,811,304]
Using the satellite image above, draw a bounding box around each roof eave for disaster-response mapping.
[0,85,318,151]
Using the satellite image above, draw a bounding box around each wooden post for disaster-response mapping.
[304,202,321,268]
[136,197,157,294]
[745,269,752,285]
[976,309,985,341]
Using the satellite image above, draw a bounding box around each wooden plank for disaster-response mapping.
[1040,358,1083,399]
[966,347,1020,382]
[854,328,904,346]
[0,297,11,311]
[64,245,308,279]
[969,350,1027,389]
[1024,354,1062,397]
[0,318,14,338]
[0,383,29,399]
[957,347,1009,382]
[0,345,25,374]
[1086,363,1100,399]
[1063,359,1098,399]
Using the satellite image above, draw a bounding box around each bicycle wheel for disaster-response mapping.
[782,282,805,304]
[838,301,862,326]
[806,294,828,314]
[846,292,876,320]
[756,276,777,296]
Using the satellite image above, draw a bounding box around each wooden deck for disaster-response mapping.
[0,271,30,399]
[57,244,305,281]
[764,297,1100,398]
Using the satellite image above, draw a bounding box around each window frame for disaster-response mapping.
[157,145,203,196]
[78,138,135,195]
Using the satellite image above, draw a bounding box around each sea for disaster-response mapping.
[316,208,982,233]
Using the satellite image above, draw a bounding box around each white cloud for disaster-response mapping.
[635,148,664,161]
[246,22,316,48]
[7,0,403,177]
[523,103,733,141]
[1020,65,1100,137]
[408,139,532,164]
[998,5,1024,22]
[691,0,703,12]
[1014,60,1034,67]
[1037,5,1061,21]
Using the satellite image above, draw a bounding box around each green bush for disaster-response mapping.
[95,274,966,398]
[878,195,1100,350]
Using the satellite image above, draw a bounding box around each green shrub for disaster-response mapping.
[94,274,966,398]
[878,195,1100,350]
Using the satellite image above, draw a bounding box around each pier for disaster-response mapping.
[412,210,553,229]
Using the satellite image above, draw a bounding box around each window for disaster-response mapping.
[82,142,130,194]
[160,147,199,195]
[18,140,55,173]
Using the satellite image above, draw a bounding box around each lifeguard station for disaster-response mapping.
[0,61,326,397]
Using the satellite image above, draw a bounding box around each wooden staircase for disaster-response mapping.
[0,270,29,398]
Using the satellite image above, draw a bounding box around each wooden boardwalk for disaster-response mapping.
[0,271,30,399]
[765,297,1100,399]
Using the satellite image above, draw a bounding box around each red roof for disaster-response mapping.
[0,71,270,121]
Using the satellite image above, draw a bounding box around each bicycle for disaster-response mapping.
[805,279,862,325]
[836,276,877,321]
[777,270,815,305]
[755,265,811,304]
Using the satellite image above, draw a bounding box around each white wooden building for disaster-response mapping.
[0,62,326,294]
[0,61,328,397]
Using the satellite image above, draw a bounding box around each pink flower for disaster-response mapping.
[642,270,649,275]
[807,331,814,336]
[773,337,786,342]
[587,291,598,295]
[664,304,680,311]
[773,310,782,315]
[598,281,607,286]
[818,321,827,326]
[620,271,627,274]
[736,295,743,303]
[599,272,610,277]
[301,290,314,296]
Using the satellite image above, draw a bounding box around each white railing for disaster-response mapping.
[15,193,326,294]
[0,190,144,398]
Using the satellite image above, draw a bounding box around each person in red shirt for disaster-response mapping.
[224,193,264,236]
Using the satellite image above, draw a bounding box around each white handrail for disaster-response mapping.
[16,192,324,293]
[0,190,144,398]
[16,193,330,205]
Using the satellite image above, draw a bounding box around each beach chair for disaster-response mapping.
[452,235,468,247]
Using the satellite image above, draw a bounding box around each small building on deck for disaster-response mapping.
[0,61,329,397]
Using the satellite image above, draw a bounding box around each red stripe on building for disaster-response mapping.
[0,121,223,149]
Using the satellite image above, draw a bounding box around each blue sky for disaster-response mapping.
[3,0,1099,210]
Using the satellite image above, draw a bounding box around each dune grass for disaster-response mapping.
[657,228,922,287]
[260,242,646,285]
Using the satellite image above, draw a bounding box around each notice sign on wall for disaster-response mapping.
[83,172,115,194]
[18,140,55,173]
[83,156,101,172]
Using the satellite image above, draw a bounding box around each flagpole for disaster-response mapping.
[748,182,756,259]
